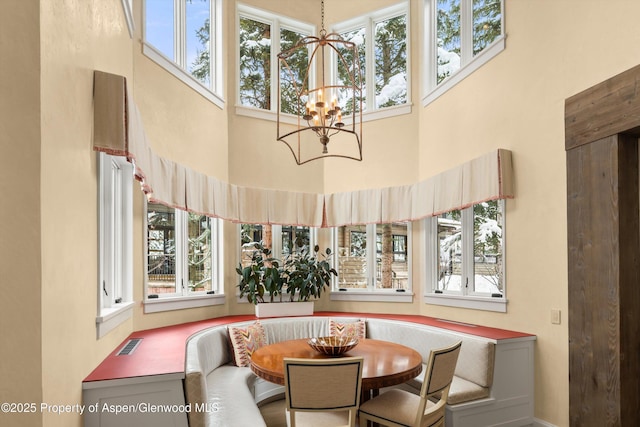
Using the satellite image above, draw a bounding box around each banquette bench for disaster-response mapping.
[83,313,535,427]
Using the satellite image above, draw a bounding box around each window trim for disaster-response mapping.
[143,204,225,313]
[97,153,134,338]
[235,3,315,116]
[236,2,412,123]
[120,0,135,38]
[330,223,414,303]
[423,200,507,313]
[422,0,505,107]
[235,223,319,303]
[332,1,411,117]
[142,0,224,108]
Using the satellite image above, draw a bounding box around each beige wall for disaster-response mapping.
[0,1,43,426]
[4,0,640,426]
[227,0,326,192]
[37,1,137,426]
[413,1,640,425]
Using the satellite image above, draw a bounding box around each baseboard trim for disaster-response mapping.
[533,418,558,427]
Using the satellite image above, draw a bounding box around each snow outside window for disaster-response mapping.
[145,202,224,313]
[97,153,134,338]
[423,0,505,105]
[333,1,410,119]
[143,0,224,107]
[331,223,413,303]
[425,200,506,312]
[236,5,314,117]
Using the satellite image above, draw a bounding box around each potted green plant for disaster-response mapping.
[236,242,337,317]
[236,242,284,305]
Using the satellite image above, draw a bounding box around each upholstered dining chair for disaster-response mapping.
[283,356,365,427]
[358,341,462,427]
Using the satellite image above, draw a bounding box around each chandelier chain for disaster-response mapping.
[321,0,325,32]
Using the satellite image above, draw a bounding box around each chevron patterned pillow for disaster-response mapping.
[328,319,366,339]
[228,322,267,367]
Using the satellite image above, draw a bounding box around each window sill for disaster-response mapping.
[96,301,135,339]
[422,35,506,107]
[143,293,225,313]
[424,293,507,313]
[235,102,412,125]
[142,43,225,109]
[330,290,414,303]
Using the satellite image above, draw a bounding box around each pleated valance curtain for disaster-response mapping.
[93,71,514,227]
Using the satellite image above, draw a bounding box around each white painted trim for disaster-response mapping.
[97,153,134,337]
[424,293,507,312]
[120,0,135,38]
[533,418,558,427]
[143,293,225,313]
[142,43,225,109]
[330,290,414,303]
[236,103,412,124]
[96,302,134,338]
[332,1,411,112]
[422,36,506,107]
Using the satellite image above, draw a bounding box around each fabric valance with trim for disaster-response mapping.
[93,71,514,227]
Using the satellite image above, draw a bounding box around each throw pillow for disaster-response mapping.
[228,322,267,367]
[328,319,366,339]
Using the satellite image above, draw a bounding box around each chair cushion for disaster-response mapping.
[406,368,490,405]
[329,318,366,339]
[286,408,352,427]
[446,376,490,404]
[359,389,443,427]
[228,322,267,367]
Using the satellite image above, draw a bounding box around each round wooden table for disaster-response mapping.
[250,338,423,392]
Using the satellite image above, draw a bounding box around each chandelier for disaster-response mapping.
[277,0,363,165]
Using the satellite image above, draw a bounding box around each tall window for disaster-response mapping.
[97,153,133,337]
[333,223,411,292]
[334,2,409,115]
[237,5,313,114]
[425,200,505,311]
[146,203,222,301]
[143,0,223,105]
[424,0,504,103]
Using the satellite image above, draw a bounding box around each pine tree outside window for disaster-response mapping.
[333,2,410,118]
[424,0,504,105]
[425,200,506,312]
[237,5,313,117]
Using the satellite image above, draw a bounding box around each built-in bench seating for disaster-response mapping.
[82,313,535,427]
[184,316,534,427]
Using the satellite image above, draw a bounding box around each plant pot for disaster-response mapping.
[255,301,314,318]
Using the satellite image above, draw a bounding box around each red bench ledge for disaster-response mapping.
[83,312,534,383]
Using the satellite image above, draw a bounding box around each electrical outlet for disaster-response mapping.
[551,309,561,325]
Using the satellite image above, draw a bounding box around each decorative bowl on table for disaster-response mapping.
[307,336,359,356]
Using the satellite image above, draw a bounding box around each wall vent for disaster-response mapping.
[117,338,142,356]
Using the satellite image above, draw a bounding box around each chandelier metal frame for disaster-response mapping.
[276,0,363,165]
